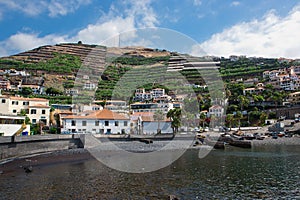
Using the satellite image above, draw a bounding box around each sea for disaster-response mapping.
[0,144,299,199]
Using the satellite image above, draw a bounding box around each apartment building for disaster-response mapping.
[0,95,50,125]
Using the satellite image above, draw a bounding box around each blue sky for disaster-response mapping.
[0,0,300,58]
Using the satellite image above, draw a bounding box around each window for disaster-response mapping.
[82,121,87,126]
[105,121,109,126]
[30,109,37,114]
[1,99,5,103]
[115,121,119,126]
[23,102,29,105]
[95,121,99,126]
[124,121,128,126]
[12,101,18,105]
[13,109,17,113]
[42,110,46,114]
[32,119,36,124]
[71,120,76,126]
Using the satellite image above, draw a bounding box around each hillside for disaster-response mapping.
[0,42,296,103]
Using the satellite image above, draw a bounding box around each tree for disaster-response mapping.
[153,110,164,134]
[167,108,181,135]
[46,87,63,96]
[260,112,268,126]
[226,114,234,130]
[199,112,206,130]
[235,111,243,130]
[20,87,33,97]
[197,94,203,111]
[238,95,249,111]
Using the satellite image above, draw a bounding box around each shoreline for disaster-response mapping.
[0,137,299,177]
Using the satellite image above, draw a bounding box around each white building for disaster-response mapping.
[151,88,165,99]
[0,96,50,125]
[131,112,172,135]
[61,109,130,134]
[208,105,224,117]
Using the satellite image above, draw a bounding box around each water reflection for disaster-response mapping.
[0,146,299,199]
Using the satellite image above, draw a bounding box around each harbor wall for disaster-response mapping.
[0,134,84,160]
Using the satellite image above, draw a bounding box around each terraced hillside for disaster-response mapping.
[0,42,292,103]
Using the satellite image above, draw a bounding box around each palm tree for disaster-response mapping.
[235,111,243,130]
[153,110,164,134]
[167,108,181,135]
[197,94,203,112]
[199,112,206,130]
[238,95,249,112]
[226,114,234,131]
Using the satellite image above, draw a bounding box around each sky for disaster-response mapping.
[0,0,300,58]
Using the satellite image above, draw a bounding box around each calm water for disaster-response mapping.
[0,145,299,200]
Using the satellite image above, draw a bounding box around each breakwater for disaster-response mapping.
[0,134,84,160]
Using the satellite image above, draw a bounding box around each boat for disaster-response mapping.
[228,140,251,148]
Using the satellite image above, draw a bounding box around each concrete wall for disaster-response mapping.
[0,134,83,160]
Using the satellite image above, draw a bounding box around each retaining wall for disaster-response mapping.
[0,134,84,160]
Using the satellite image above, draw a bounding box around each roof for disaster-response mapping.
[209,105,223,110]
[29,104,50,108]
[3,96,49,102]
[63,109,129,120]
[140,116,171,122]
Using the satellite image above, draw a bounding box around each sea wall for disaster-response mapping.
[0,134,84,160]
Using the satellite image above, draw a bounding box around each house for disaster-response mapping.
[65,88,79,96]
[134,88,152,101]
[287,91,300,105]
[130,102,173,113]
[130,112,172,135]
[61,109,130,134]
[0,78,11,90]
[151,88,165,99]
[0,95,50,125]
[19,84,44,94]
[243,83,265,95]
[208,105,224,117]
[83,81,96,90]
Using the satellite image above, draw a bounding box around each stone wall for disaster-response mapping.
[0,134,84,160]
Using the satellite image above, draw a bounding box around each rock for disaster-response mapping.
[23,166,33,173]
[169,195,180,200]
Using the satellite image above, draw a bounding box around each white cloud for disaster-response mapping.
[124,0,158,28]
[73,17,136,46]
[193,0,202,6]
[48,0,91,17]
[0,33,68,55]
[0,0,91,18]
[0,0,159,56]
[230,1,240,7]
[195,5,300,58]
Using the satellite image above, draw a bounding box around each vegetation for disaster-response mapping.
[107,56,170,66]
[0,53,81,74]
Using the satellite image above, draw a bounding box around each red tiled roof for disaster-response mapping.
[29,104,50,108]
[63,109,129,120]
[8,96,48,102]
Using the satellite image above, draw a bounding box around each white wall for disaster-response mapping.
[142,121,172,134]
[62,119,130,134]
